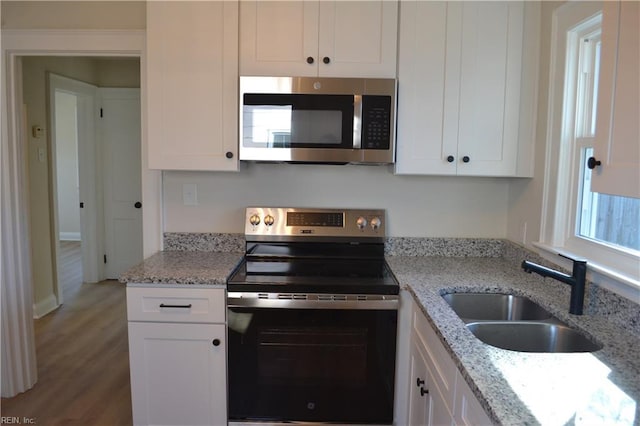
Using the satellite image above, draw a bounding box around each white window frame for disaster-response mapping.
[539,2,640,302]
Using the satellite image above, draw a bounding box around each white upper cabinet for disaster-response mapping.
[395,1,540,176]
[240,1,398,78]
[593,1,640,198]
[146,1,239,171]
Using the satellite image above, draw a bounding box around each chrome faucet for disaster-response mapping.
[521,255,587,315]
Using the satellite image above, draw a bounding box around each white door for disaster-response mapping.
[99,89,143,279]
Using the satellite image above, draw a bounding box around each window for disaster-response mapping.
[573,32,640,254]
[541,3,639,297]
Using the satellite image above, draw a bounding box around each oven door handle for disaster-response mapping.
[227,292,398,310]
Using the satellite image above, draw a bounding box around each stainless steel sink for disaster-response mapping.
[442,293,553,321]
[442,292,602,353]
[466,322,603,353]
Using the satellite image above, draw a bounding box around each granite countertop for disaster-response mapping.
[387,256,640,425]
[119,251,243,286]
[120,248,639,425]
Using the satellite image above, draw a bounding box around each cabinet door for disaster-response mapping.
[128,322,226,426]
[147,1,238,171]
[593,1,640,198]
[395,1,459,175]
[453,372,492,426]
[240,1,319,76]
[456,2,524,176]
[318,0,398,78]
[409,339,454,426]
[396,1,532,176]
[408,340,430,425]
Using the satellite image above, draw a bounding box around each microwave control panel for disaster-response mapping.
[361,95,391,150]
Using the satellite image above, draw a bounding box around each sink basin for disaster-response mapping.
[466,322,603,353]
[442,293,553,321]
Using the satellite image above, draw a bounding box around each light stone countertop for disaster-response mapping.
[387,256,640,426]
[119,251,242,287]
[120,249,640,425]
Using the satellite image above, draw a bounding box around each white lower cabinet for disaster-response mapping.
[127,286,227,426]
[408,340,453,425]
[406,294,492,426]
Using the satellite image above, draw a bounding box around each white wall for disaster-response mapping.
[506,2,564,248]
[0,1,145,30]
[163,164,510,237]
[55,91,81,239]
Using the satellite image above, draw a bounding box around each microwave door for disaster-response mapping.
[242,93,354,150]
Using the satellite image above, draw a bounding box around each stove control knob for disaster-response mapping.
[370,217,382,231]
[264,215,275,227]
[249,214,261,226]
[356,216,368,230]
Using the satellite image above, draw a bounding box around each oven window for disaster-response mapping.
[242,94,354,149]
[228,308,397,424]
[257,327,367,386]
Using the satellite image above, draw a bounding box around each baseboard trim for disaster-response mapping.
[60,232,81,241]
[33,294,60,319]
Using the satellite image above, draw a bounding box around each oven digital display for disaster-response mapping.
[287,212,344,227]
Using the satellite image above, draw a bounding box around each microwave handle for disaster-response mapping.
[353,95,362,149]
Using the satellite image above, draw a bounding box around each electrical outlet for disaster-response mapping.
[182,183,198,206]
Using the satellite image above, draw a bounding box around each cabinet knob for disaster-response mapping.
[416,378,425,387]
[323,56,331,64]
[420,387,429,396]
[447,155,455,163]
[212,338,221,347]
[225,151,234,159]
[307,56,315,64]
[134,201,142,209]
[587,156,601,169]
[462,156,470,163]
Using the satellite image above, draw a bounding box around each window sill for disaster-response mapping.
[532,242,640,303]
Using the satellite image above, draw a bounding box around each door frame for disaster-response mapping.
[1,29,162,397]
[48,73,101,305]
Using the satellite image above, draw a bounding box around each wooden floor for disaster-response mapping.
[1,242,133,425]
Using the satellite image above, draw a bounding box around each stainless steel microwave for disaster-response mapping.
[239,76,397,165]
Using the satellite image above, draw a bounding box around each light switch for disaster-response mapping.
[182,183,198,206]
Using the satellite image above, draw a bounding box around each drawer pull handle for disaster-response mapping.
[420,387,429,396]
[159,303,192,309]
[416,378,425,387]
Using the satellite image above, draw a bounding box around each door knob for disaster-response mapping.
[587,157,601,169]
[134,202,142,209]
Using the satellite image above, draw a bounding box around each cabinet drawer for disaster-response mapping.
[127,286,225,323]
[412,306,456,406]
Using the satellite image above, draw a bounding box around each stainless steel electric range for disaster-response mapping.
[227,207,399,425]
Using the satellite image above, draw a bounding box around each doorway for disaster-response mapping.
[29,59,143,314]
[1,28,160,399]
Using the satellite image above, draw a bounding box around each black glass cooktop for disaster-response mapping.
[227,243,399,295]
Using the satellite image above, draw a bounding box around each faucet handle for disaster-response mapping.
[558,253,587,264]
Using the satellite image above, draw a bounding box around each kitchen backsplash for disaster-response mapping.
[163,232,639,335]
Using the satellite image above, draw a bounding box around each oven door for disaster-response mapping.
[227,294,398,424]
